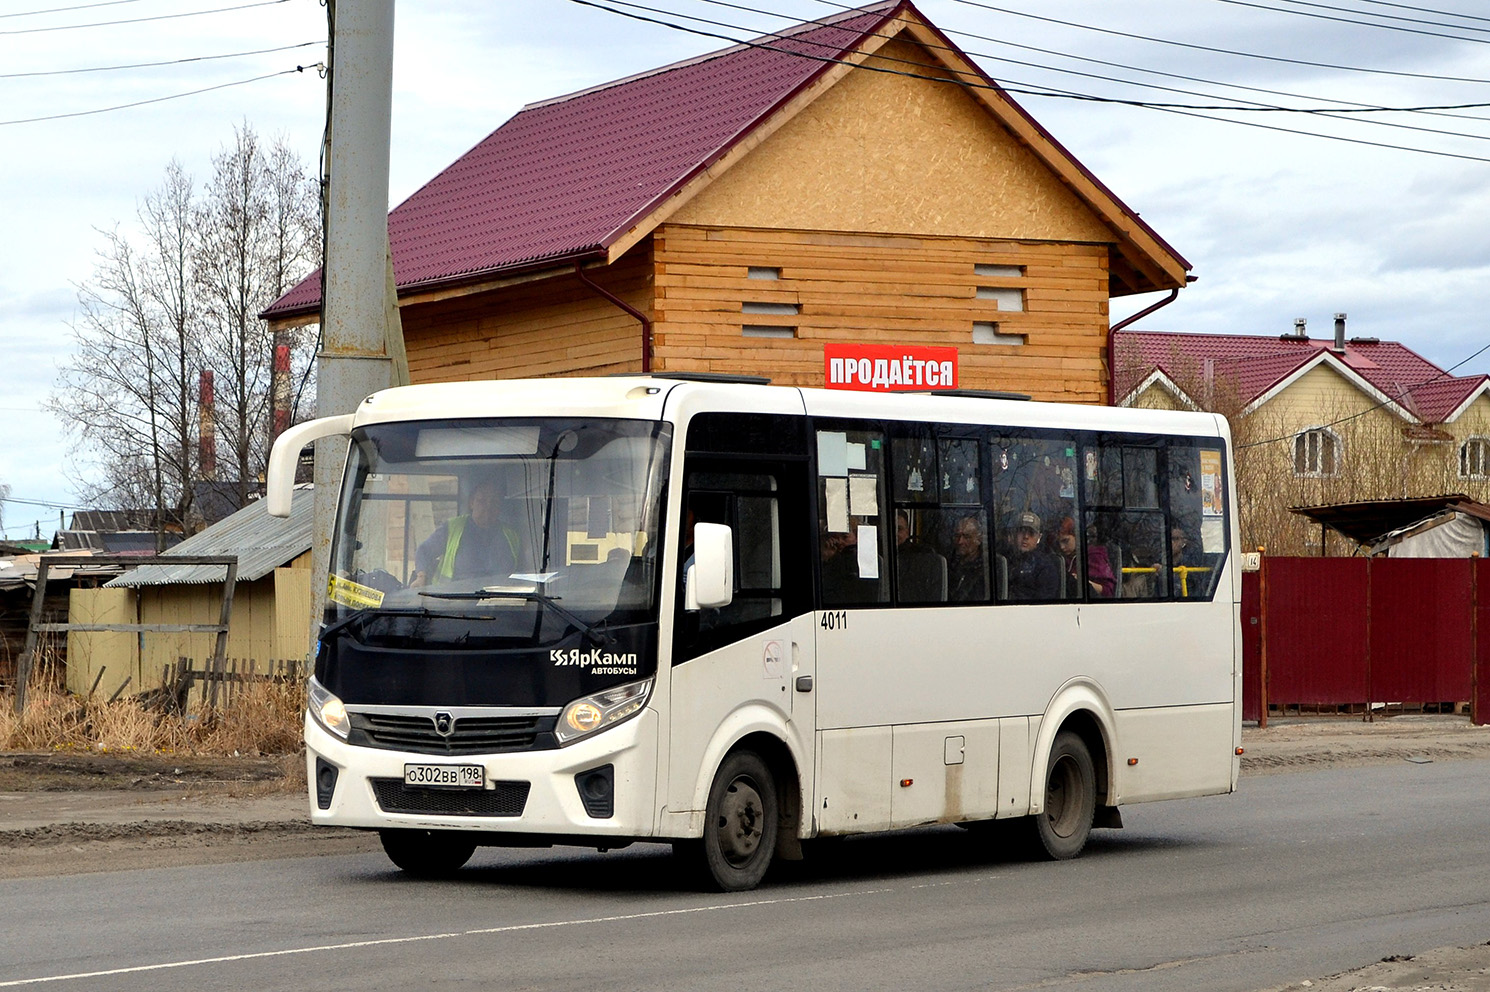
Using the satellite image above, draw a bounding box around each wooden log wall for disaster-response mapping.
[652,224,1111,403]
[399,247,653,382]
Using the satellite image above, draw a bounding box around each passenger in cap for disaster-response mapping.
[1006,510,1060,600]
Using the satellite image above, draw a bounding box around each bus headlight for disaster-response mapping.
[307,678,351,740]
[555,678,652,745]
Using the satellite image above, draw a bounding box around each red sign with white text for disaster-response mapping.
[824,343,959,392]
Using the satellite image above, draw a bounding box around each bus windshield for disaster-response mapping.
[327,417,671,649]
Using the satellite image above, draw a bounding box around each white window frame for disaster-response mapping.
[1293,426,1340,478]
[1461,437,1490,479]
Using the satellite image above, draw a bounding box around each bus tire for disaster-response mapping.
[379,828,477,877]
[1031,731,1096,860]
[700,749,778,892]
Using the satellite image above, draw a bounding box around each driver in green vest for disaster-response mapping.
[412,477,529,585]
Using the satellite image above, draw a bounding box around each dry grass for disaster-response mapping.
[1,656,306,758]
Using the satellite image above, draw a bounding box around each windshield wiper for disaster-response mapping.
[418,589,615,647]
[319,606,500,646]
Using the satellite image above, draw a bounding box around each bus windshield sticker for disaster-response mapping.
[849,475,878,517]
[826,478,850,532]
[846,442,867,471]
[328,574,385,610]
[857,524,880,579]
[817,431,848,475]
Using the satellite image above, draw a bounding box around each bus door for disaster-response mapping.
[666,439,816,824]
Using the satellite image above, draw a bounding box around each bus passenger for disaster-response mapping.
[947,514,989,601]
[1055,516,1114,598]
[1007,511,1060,600]
[412,478,530,585]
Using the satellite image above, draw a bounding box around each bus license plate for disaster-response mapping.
[404,763,484,789]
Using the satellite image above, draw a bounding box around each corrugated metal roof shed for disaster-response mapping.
[106,487,314,588]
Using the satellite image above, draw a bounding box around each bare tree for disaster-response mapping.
[50,162,202,549]
[51,125,319,539]
[195,123,320,509]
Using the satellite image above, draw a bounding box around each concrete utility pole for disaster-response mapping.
[311,0,410,629]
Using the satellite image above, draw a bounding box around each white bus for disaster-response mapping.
[268,374,1240,891]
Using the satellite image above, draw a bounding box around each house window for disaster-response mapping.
[1462,437,1490,479]
[1293,428,1339,477]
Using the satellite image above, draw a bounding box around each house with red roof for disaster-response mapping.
[264,1,1189,404]
[1114,319,1490,554]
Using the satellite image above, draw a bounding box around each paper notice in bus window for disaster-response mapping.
[846,442,866,471]
[857,525,879,578]
[849,474,878,517]
[1201,517,1225,554]
[1200,449,1223,516]
[825,478,850,532]
[328,574,384,610]
[818,432,848,476]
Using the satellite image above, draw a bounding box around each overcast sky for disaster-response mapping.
[5,0,1490,539]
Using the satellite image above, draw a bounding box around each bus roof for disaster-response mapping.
[350,376,1228,440]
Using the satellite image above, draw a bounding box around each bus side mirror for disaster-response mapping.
[685,523,734,610]
[266,414,355,517]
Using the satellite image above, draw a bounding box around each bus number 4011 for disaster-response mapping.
[820,610,848,631]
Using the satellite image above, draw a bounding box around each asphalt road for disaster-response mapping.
[4,759,1490,992]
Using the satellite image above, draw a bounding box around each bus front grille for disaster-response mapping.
[369,778,530,817]
[349,712,547,755]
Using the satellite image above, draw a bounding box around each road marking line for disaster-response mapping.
[0,889,891,987]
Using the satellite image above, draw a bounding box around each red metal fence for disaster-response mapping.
[1242,557,1486,724]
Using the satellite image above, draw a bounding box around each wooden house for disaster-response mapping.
[1115,322,1490,554]
[264,1,1189,403]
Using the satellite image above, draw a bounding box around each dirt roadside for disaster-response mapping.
[5,717,1490,991]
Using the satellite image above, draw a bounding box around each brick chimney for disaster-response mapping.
[271,333,292,443]
[198,370,217,481]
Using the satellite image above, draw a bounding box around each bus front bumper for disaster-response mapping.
[303,708,659,839]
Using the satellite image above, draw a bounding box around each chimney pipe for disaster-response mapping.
[198,370,217,482]
[1293,317,1307,338]
[271,334,292,442]
[1333,312,1347,354]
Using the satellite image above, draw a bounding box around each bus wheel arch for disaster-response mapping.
[1029,684,1116,817]
[684,734,800,891]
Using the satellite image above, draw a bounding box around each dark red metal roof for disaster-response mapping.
[1116,330,1488,425]
[265,2,901,320]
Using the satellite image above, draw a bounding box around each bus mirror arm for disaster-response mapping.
[266,414,355,517]
[686,523,734,610]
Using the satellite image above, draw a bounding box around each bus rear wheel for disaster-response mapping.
[697,750,778,892]
[1031,731,1096,860]
[379,828,477,877]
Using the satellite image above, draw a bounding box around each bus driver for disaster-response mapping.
[412,478,530,586]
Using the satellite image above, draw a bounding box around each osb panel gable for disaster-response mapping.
[668,38,1113,245]
[399,249,654,381]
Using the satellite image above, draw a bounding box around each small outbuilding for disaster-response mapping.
[65,489,316,700]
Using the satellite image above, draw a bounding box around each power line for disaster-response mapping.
[570,1,1490,163]
[946,0,1490,86]
[1208,0,1490,41]
[0,0,289,36]
[1,0,143,19]
[0,64,322,126]
[0,41,321,79]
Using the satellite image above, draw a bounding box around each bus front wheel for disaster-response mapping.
[379,828,477,877]
[696,750,778,891]
[1031,731,1096,860]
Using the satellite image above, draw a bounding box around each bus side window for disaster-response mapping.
[817,427,890,606]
